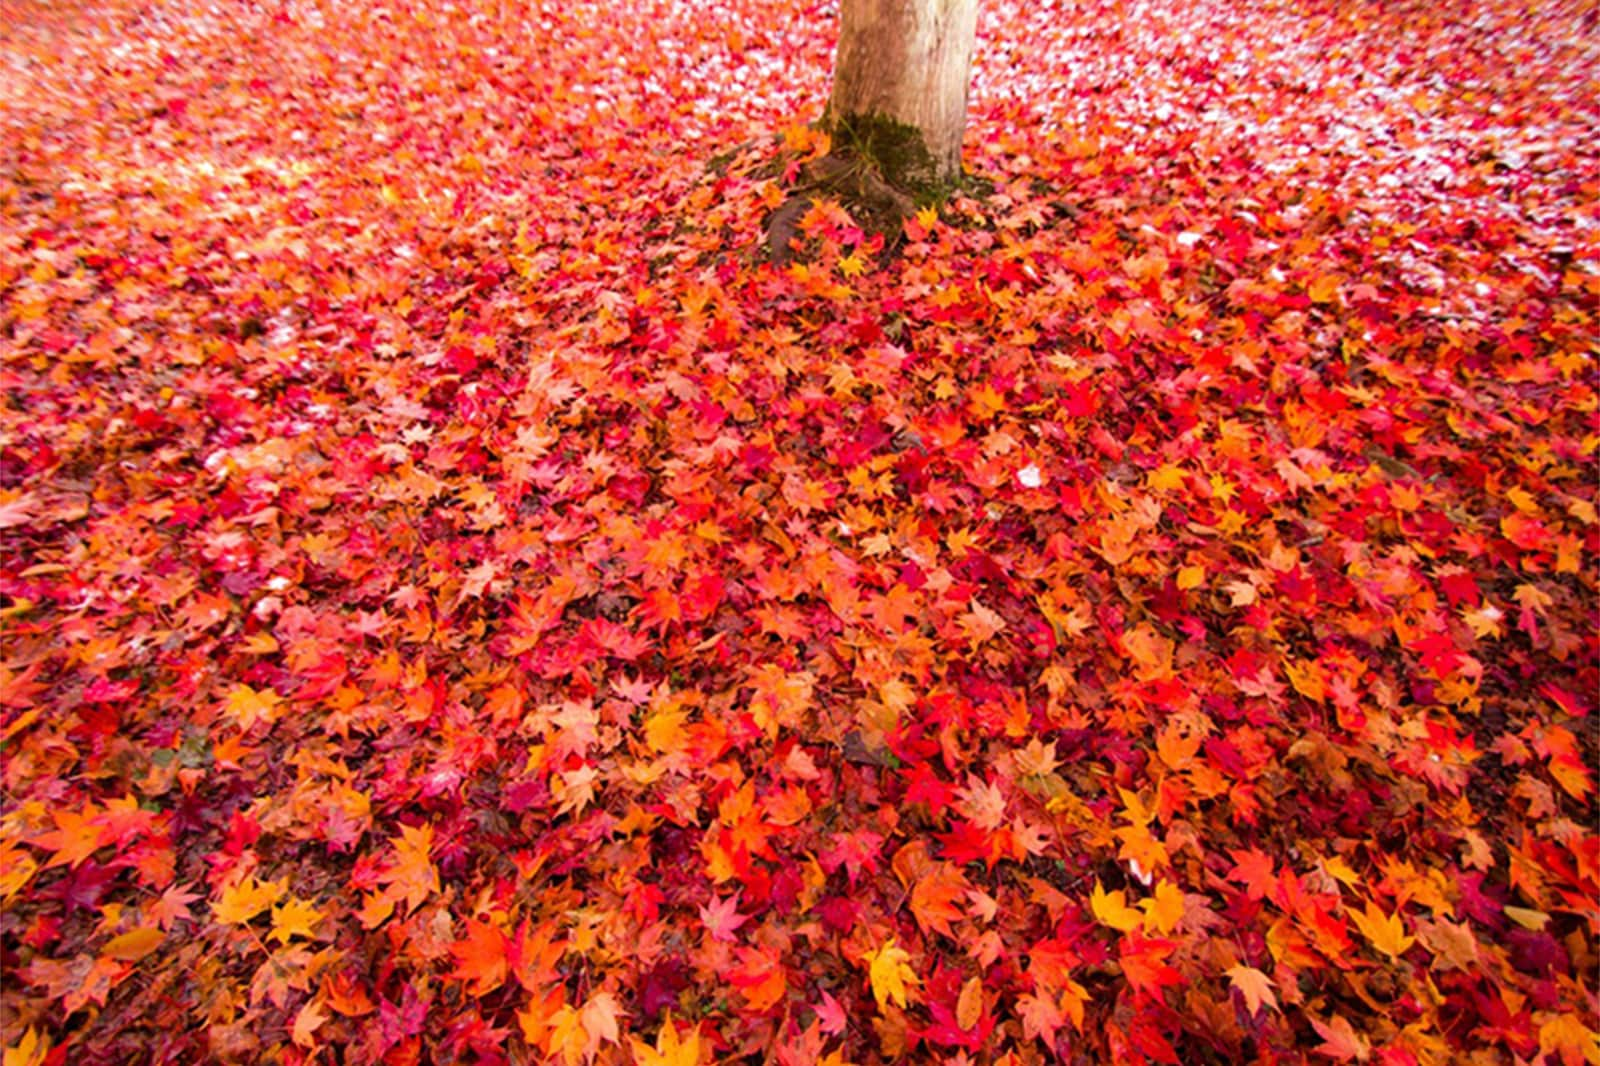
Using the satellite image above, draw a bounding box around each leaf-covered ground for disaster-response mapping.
[2,0,1597,1061]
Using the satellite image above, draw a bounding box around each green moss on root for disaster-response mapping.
[822,111,962,202]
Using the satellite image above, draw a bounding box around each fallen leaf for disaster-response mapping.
[1349,900,1415,959]
[1090,881,1143,933]
[630,1014,701,1066]
[865,939,917,1011]
[1311,1013,1372,1062]
[100,926,163,962]
[1225,964,1277,1016]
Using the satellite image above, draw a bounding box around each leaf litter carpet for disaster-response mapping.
[1,0,1597,1062]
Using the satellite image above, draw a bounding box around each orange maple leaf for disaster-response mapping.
[1311,1014,1372,1062]
[36,807,106,869]
[1118,934,1183,997]
[380,822,439,915]
[910,864,969,939]
[451,918,509,996]
[1225,964,1278,1016]
[1227,848,1277,901]
[727,945,788,1013]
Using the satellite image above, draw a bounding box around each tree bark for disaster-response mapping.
[826,0,978,189]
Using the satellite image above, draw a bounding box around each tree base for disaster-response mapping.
[824,111,951,194]
[748,114,984,265]
[764,152,918,265]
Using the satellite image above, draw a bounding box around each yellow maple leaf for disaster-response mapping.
[865,938,918,1011]
[213,876,285,925]
[0,837,37,901]
[101,926,163,962]
[269,897,323,944]
[782,122,819,153]
[1504,485,1539,513]
[545,1003,588,1066]
[1140,880,1185,934]
[630,1014,702,1066]
[3,1027,50,1066]
[1462,603,1505,639]
[1307,275,1340,303]
[945,526,981,557]
[1350,900,1414,959]
[1117,787,1157,827]
[644,708,688,755]
[1549,757,1594,801]
[1323,855,1361,887]
[224,684,284,731]
[1089,881,1142,933]
[1285,659,1327,703]
[1538,1012,1600,1066]
[1145,464,1187,492]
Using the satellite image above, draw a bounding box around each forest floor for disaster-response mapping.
[1,0,1597,1062]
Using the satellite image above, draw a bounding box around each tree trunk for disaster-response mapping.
[826,0,978,190]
